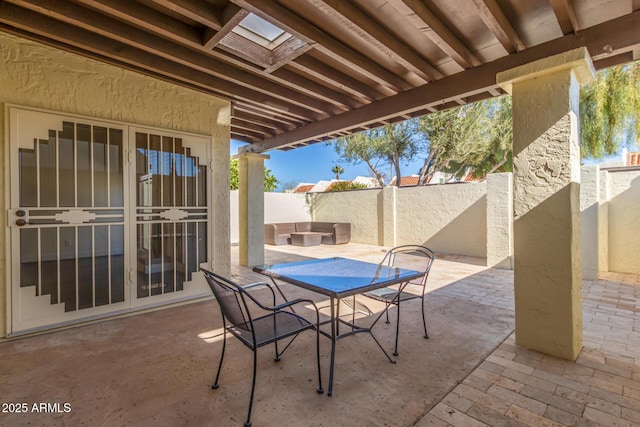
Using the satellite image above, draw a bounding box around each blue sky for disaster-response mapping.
[231,139,426,190]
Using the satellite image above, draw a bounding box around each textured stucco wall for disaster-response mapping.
[396,183,487,257]
[310,189,381,244]
[607,169,640,274]
[230,191,312,244]
[0,32,231,337]
[310,183,486,256]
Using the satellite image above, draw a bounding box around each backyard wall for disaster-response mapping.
[0,32,231,337]
[242,167,640,276]
[605,167,640,274]
[230,191,311,244]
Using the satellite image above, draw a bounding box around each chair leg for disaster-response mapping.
[315,327,324,395]
[421,296,429,339]
[212,325,227,389]
[245,349,258,427]
[384,303,390,324]
[393,301,401,356]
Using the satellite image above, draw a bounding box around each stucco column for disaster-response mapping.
[235,152,269,266]
[580,165,600,280]
[487,172,513,269]
[497,47,595,360]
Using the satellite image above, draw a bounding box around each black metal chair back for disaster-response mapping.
[200,268,323,427]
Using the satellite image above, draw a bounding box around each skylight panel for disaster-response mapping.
[238,13,285,42]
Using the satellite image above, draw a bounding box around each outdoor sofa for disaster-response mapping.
[264,222,351,245]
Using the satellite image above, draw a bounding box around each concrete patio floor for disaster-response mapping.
[0,243,638,426]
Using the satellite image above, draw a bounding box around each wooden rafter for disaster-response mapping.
[290,55,383,101]
[243,11,640,152]
[398,0,481,68]
[548,0,579,35]
[308,0,441,81]
[231,0,413,92]
[203,4,249,49]
[151,0,222,30]
[5,0,340,117]
[471,0,525,53]
[71,0,361,114]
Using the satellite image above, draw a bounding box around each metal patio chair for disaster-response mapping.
[201,269,323,427]
[350,245,435,356]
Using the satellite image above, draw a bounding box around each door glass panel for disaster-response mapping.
[14,115,127,319]
[19,146,37,207]
[40,228,58,304]
[94,225,109,307]
[59,125,75,207]
[111,224,125,303]
[109,129,124,207]
[77,226,93,310]
[59,226,77,312]
[20,228,38,289]
[135,130,208,301]
[77,124,92,207]
[93,127,108,207]
[39,134,57,207]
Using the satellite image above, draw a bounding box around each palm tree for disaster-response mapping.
[331,165,344,180]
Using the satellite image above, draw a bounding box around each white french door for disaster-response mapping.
[7,107,211,334]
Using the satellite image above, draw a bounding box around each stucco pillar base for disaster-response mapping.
[235,152,269,267]
[497,47,595,360]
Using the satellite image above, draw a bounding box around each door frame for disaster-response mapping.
[4,105,214,336]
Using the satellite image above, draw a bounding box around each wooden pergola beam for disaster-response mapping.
[471,0,525,53]
[203,4,249,49]
[549,0,579,34]
[151,0,222,30]
[310,0,441,81]
[399,0,481,68]
[243,11,640,152]
[231,0,412,92]
[72,0,362,113]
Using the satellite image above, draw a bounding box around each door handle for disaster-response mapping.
[16,219,27,227]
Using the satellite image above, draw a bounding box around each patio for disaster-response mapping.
[1,243,638,426]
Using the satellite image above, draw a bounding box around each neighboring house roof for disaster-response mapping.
[627,151,640,166]
[389,175,420,187]
[293,184,315,193]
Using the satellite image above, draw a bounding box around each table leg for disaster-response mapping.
[328,296,336,397]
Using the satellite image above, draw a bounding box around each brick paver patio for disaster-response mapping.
[242,244,640,426]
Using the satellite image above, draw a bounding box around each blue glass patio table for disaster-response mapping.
[253,257,424,396]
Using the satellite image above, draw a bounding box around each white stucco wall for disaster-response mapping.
[396,183,487,257]
[309,183,487,257]
[607,169,640,274]
[231,191,312,244]
[0,32,231,337]
[310,189,382,244]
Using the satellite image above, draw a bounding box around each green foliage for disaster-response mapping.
[329,120,424,186]
[229,158,279,192]
[580,61,640,159]
[418,96,512,182]
[327,181,368,191]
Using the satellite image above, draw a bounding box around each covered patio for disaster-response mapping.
[1,243,638,426]
[1,1,640,425]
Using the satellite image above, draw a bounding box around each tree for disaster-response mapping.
[417,96,512,184]
[331,165,344,180]
[329,120,424,187]
[580,61,640,159]
[229,158,279,192]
